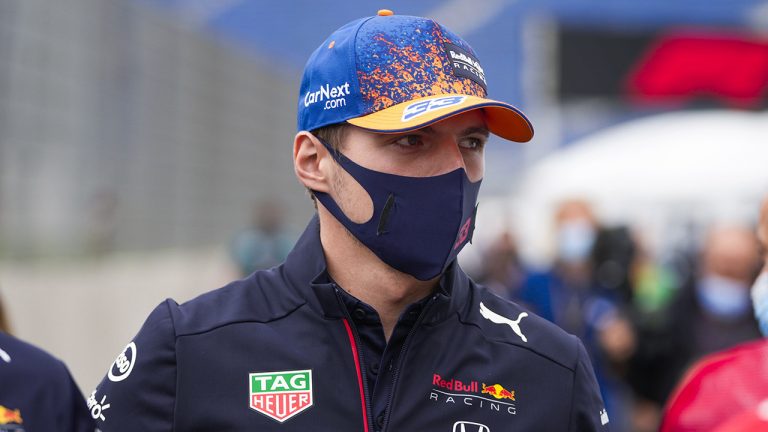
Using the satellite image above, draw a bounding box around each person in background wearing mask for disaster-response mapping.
[668,225,761,362]
[518,199,600,331]
[660,196,768,431]
[516,199,635,430]
[88,11,608,431]
[0,290,95,432]
[230,198,296,277]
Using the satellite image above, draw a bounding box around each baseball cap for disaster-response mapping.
[297,10,533,143]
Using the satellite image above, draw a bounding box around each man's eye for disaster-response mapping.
[459,137,486,151]
[393,135,424,147]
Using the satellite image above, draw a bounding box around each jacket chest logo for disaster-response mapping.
[479,302,528,342]
[430,374,517,416]
[453,421,491,432]
[249,370,313,423]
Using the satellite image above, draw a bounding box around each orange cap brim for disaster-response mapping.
[346,94,534,142]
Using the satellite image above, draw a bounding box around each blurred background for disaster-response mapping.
[0,1,767,430]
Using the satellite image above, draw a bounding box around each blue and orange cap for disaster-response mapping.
[297,10,534,143]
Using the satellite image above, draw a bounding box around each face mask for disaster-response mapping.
[751,272,768,336]
[557,220,596,263]
[696,274,751,320]
[313,138,481,281]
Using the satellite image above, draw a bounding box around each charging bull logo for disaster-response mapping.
[0,405,23,425]
[481,383,516,401]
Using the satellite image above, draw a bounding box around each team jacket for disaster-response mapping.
[0,331,94,432]
[92,217,609,431]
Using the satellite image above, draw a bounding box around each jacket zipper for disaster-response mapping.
[335,286,374,432]
[381,294,438,431]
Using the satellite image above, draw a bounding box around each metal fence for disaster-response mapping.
[0,0,311,259]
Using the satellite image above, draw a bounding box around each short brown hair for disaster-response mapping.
[311,122,350,152]
[306,123,351,204]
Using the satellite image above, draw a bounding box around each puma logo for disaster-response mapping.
[479,302,528,342]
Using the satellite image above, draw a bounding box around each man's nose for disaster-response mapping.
[432,139,466,175]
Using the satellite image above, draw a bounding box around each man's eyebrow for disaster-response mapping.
[393,125,489,137]
[417,126,437,135]
[461,126,490,137]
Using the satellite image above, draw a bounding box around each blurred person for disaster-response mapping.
[660,196,768,431]
[623,239,688,432]
[667,224,761,361]
[0,291,10,334]
[230,198,296,276]
[517,199,634,430]
[84,190,119,256]
[475,230,528,299]
[0,292,95,431]
[89,11,609,431]
[518,199,600,330]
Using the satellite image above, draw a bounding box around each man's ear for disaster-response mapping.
[293,131,331,193]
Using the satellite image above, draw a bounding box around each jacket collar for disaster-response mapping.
[281,215,471,323]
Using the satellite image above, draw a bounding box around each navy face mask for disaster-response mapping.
[313,138,481,281]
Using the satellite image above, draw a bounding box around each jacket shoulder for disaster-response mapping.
[465,285,582,371]
[0,331,69,379]
[169,265,306,337]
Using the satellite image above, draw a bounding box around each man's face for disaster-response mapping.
[328,110,488,223]
[702,226,759,284]
[759,197,768,272]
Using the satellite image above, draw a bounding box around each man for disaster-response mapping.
[517,199,635,428]
[0,314,94,431]
[660,196,768,431]
[91,10,608,430]
[664,224,761,363]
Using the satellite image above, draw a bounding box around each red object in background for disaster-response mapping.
[660,339,768,432]
[711,402,768,432]
[626,31,768,108]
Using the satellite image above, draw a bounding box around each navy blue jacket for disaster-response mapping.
[0,331,94,432]
[93,217,609,431]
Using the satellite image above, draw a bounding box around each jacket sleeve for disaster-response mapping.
[569,339,610,432]
[89,300,178,431]
[59,362,97,432]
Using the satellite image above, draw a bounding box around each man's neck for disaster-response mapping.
[318,211,438,340]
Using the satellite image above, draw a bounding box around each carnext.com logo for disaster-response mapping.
[453,421,490,432]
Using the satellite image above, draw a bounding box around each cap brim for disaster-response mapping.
[347,94,534,143]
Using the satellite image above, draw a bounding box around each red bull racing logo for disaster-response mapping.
[249,370,313,423]
[481,383,515,401]
[430,374,517,415]
[0,405,23,426]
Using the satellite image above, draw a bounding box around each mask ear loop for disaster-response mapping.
[313,136,395,235]
[311,135,381,230]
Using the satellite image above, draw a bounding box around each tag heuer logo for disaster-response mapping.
[249,370,313,422]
